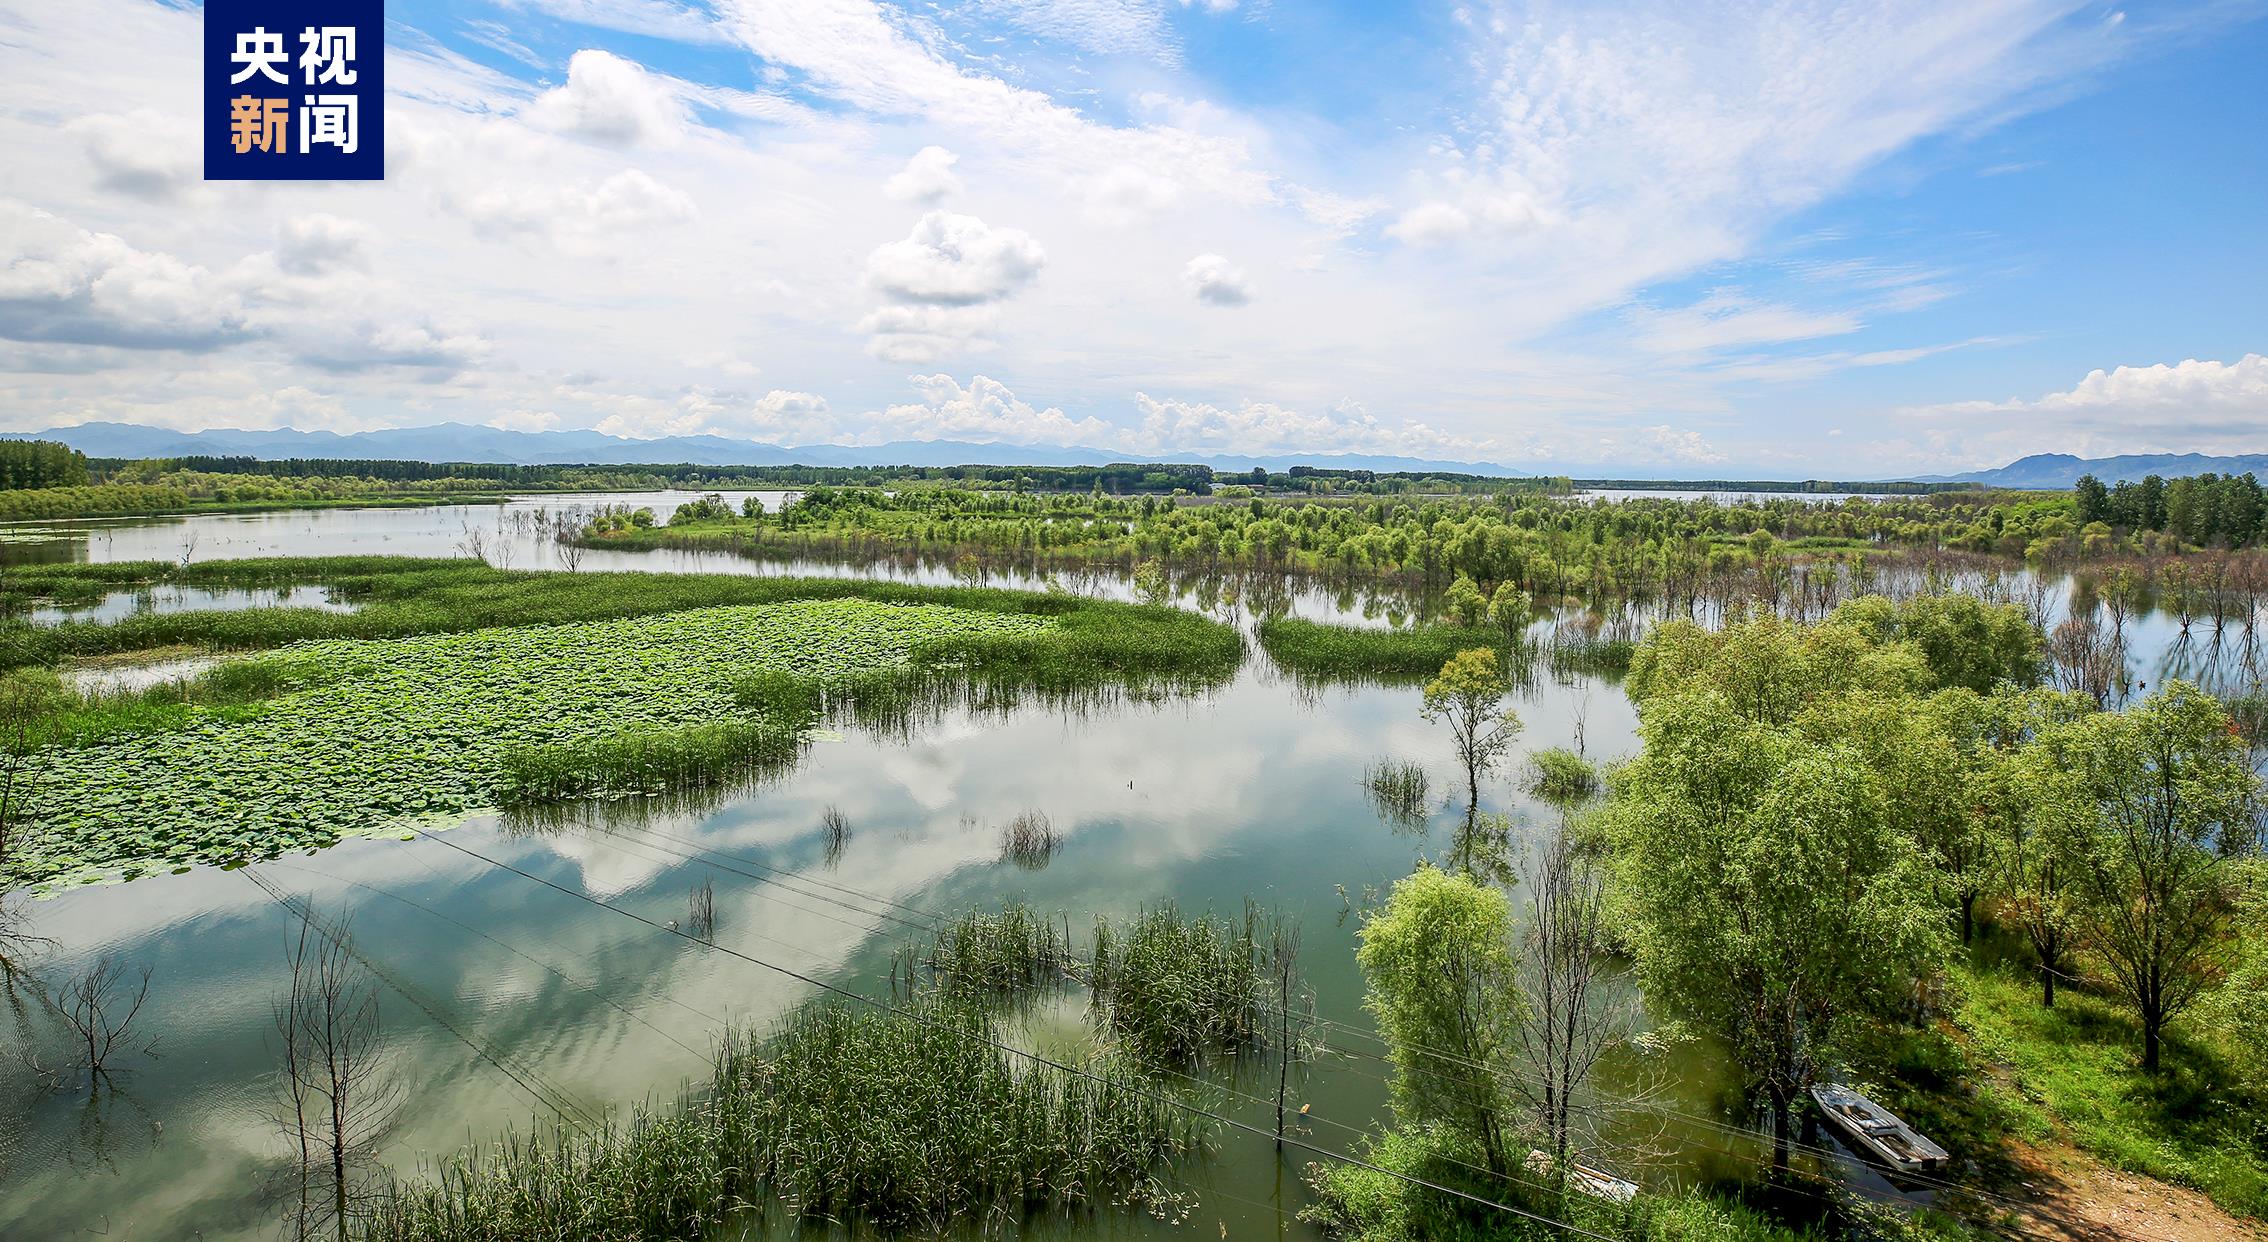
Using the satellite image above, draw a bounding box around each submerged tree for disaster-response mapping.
[272,906,402,1242]
[53,955,154,1091]
[1356,866,1522,1175]
[1600,689,1948,1169]
[2027,682,2260,1069]
[1422,648,1522,843]
[1511,819,1646,1175]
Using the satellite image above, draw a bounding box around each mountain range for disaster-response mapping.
[1924,452,2268,488]
[9,422,2267,487]
[4,421,1526,478]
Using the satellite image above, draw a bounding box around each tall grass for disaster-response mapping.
[1257,616,1520,684]
[900,901,1074,996]
[362,997,1205,1240]
[1089,902,1279,1066]
[1365,759,1431,829]
[998,811,1061,869]
[1522,748,1601,804]
[495,721,804,805]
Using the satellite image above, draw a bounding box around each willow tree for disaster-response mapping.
[2027,682,2259,1069]
[1422,648,1522,843]
[1356,866,1522,1175]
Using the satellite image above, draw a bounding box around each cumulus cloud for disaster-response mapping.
[860,212,1045,360]
[593,387,834,440]
[1130,392,1484,458]
[487,408,562,433]
[453,168,698,254]
[526,49,689,145]
[68,110,199,199]
[876,374,1119,446]
[0,202,251,350]
[865,212,1045,306]
[1898,354,2268,459]
[300,321,490,373]
[275,214,374,277]
[1181,253,1251,306]
[885,146,963,205]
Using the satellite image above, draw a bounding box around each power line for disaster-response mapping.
[406,826,1626,1242]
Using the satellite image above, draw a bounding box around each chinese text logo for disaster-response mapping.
[205,2,383,180]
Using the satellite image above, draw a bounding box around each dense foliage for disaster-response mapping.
[0,439,89,490]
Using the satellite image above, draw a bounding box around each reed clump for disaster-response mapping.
[1089,902,1277,1066]
[998,811,1061,869]
[1257,616,1522,684]
[496,721,804,805]
[361,998,1203,1241]
[906,901,1074,996]
[1364,759,1431,829]
[1523,747,1602,803]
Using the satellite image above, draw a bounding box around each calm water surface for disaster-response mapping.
[0,497,2256,1239]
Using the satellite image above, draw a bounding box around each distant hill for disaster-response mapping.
[1926,452,2268,488]
[2,421,1527,478]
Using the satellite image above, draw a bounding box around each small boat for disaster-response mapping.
[1811,1084,1949,1174]
[1525,1149,1639,1204]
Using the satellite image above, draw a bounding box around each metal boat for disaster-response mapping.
[1811,1083,1950,1174]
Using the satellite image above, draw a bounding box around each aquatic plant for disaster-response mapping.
[1523,748,1601,804]
[1364,759,1432,830]
[998,811,1061,870]
[361,997,1204,1240]
[3,565,1242,892]
[902,901,1073,996]
[1088,902,1276,1065]
[1257,616,1519,684]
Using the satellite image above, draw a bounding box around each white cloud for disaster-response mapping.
[526,49,691,146]
[1900,354,2268,459]
[1130,392,1484,458]
[1628,291,1862,355]
[593,387,836,441]
[1181,253,1251,306]
[0,202,251,350]
[452,168,699,255]
[1384,201,1472,246]
[865,212,1045,306]
[67,110,199,199]
[488,408,562,432]
[274,215,374,277]
[876,374,1119,446]
[1083,165,1182,228]
[884,146,963,205]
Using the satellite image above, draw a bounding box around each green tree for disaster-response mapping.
[2027,682,2261,1069]
[1355,866,1522,1175]
[1601,690,1949,1167]
[1422,649,1522,842]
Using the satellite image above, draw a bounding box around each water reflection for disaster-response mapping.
[0,497,2259,1239]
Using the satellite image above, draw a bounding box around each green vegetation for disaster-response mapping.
[1957,953,2268,1217]
[1088,902,1280,1065]
[363,998,1203,1240]
[0,439,89,490]
[0,561,1240,891]
[1258,616,1507,681]
[1522,748,1599,803]
[1365,759,1432,827]
[2073,470,2265,548]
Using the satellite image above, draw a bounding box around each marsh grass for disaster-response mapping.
[820,805,852,867]
[1089,902,1280,1066]
[362,997,1204,1241]
[1257,616,1526,685]
[1522,748,1601,804]
[496,721,806,805]
[998,811,1061,870]
[900,902,1074,997]
[1365,759,1432,830]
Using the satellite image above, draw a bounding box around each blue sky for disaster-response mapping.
[0,0,2262,475]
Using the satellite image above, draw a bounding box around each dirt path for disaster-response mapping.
[2001,1142,2268,1242]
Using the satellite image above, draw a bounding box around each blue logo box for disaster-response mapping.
[204,0,384,180]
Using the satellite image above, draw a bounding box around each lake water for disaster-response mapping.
[0,496,2256,1239]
